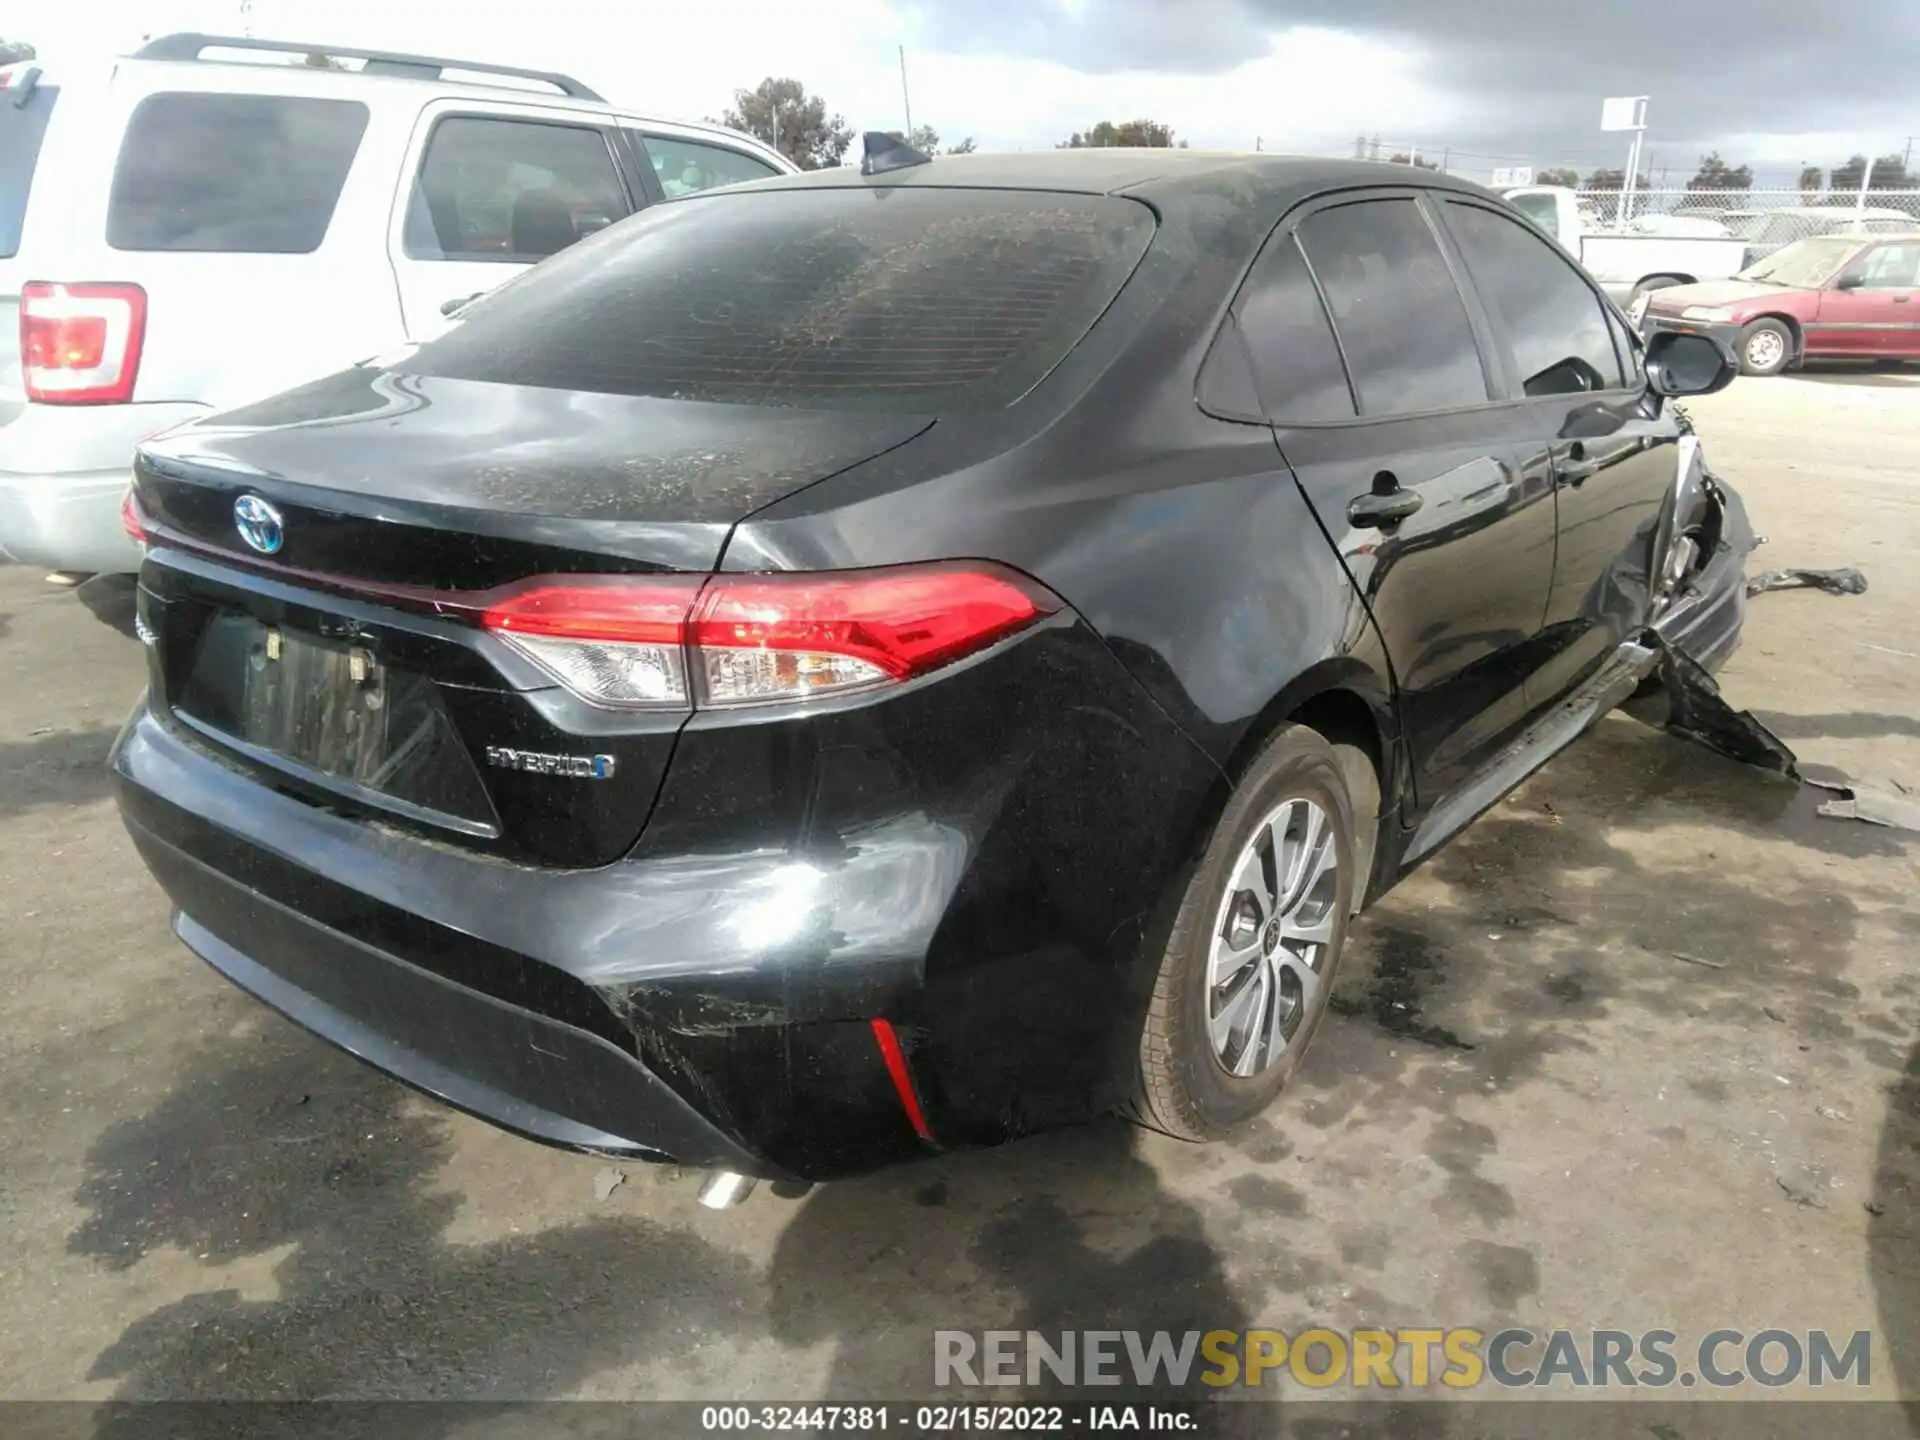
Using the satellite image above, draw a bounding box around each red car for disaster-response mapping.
[1637,231,1920,376]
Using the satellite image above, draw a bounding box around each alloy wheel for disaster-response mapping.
[1206,796,1340,1077]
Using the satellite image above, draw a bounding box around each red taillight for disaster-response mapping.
[478,563,1059,711]
[686,565,1051,707]
[120,488,149,545]
[21,281,148,404]
[481,574,705,708]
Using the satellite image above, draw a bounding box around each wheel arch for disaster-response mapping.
[1750,311,1805,360]
[1218,661,1396,913]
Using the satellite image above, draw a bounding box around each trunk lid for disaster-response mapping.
[133,368,932,867]
[137,367,932,581]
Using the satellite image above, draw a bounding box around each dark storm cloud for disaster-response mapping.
[901,0,1920,165]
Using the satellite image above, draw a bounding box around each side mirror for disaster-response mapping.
[1833,272,1866,291]
[1644,330,1737,398]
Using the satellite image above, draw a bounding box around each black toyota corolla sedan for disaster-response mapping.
[113,149,1750,1191]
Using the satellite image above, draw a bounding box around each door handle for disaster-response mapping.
[1347,478,1424,529]
[1895,294,1911,303]
[1557,440,1598,488]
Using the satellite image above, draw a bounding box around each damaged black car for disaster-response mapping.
[112,147,1754,1194]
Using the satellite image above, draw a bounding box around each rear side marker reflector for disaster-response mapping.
[21,282,148,404]
[121,488,149,545]
[478,562,1060,711]
[870,1018,936,1144]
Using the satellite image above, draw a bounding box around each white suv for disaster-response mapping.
[0,33,795,575]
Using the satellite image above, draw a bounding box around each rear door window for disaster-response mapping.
[1229,232,1355,422]
[107,93,368,253]
[403,186,1156,413]
[404,116,633,262]
[639,133,780,197]
[0,77,57,258]
[1443,200,1627,396]
[1295,199,1491,416]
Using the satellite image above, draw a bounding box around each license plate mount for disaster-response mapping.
[240,622,392,782]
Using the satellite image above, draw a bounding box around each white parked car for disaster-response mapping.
[0,33,796,575]
[1500,185,1752,305]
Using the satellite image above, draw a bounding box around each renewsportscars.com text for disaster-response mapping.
[933,1328,1872,1391]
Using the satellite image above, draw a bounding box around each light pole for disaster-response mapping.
[1601,95,1649,223]
[898,45,913,141]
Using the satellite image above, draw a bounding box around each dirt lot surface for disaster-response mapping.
[0,370,1916,1423]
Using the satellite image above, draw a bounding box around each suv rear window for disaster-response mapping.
[402,186,1156,412]
[107,93,369,253]
[0,79,57,259]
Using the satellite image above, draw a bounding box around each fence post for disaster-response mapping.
[1857,158,1875,219]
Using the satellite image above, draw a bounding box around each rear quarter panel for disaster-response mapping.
[724,218,1399,777]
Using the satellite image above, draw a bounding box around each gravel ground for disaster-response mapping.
[0,369,1915,1423]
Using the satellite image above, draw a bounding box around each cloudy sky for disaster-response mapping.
[26,0,1920,184]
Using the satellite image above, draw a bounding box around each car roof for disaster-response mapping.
[110,33,780,156]
[756,149,1502,211]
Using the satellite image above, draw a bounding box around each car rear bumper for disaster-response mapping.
[111,708,927,1180]
[0,402,209,572]
[0,467,144,573]
[139,826,779,1172]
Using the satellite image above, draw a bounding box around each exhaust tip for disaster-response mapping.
[696,1171,759,1210]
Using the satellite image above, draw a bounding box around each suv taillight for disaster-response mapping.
[21,282,148,404]
[480,563,1062,711]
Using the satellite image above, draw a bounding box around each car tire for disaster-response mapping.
[1130,723,1359,1142]
[1736,318,1793,377]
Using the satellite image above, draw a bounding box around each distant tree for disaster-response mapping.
[1685,152,1753,194]
[1798,165,1825,202]
[1829,154,1871,193]
[1388,151,1440,171]
[303,52,346,69]
[720,78,853,170]
[1059,119,1177,148]
[1870,152,1913,189]
[0,37,34,64]
[882,125,976,157]
[1536,167,1580,188]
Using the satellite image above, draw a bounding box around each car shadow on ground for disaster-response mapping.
[0,724,120,819]
[60,1014,1307,1436]
[73,573,138,641]
[1756,709,1920,744]
[49,719,1917,1435]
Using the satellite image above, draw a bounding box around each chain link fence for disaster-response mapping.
[1571,188,1920,250]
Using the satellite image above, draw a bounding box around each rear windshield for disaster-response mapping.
[107,93,369,253]
[0,78,57,259]
[401,186,1157,412]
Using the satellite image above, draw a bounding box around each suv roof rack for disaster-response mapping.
[130,33,606,103]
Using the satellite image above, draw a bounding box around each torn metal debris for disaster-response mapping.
[1745,566,1868,597]
[1632,631,1801,779]
[1805,774,1920,833]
